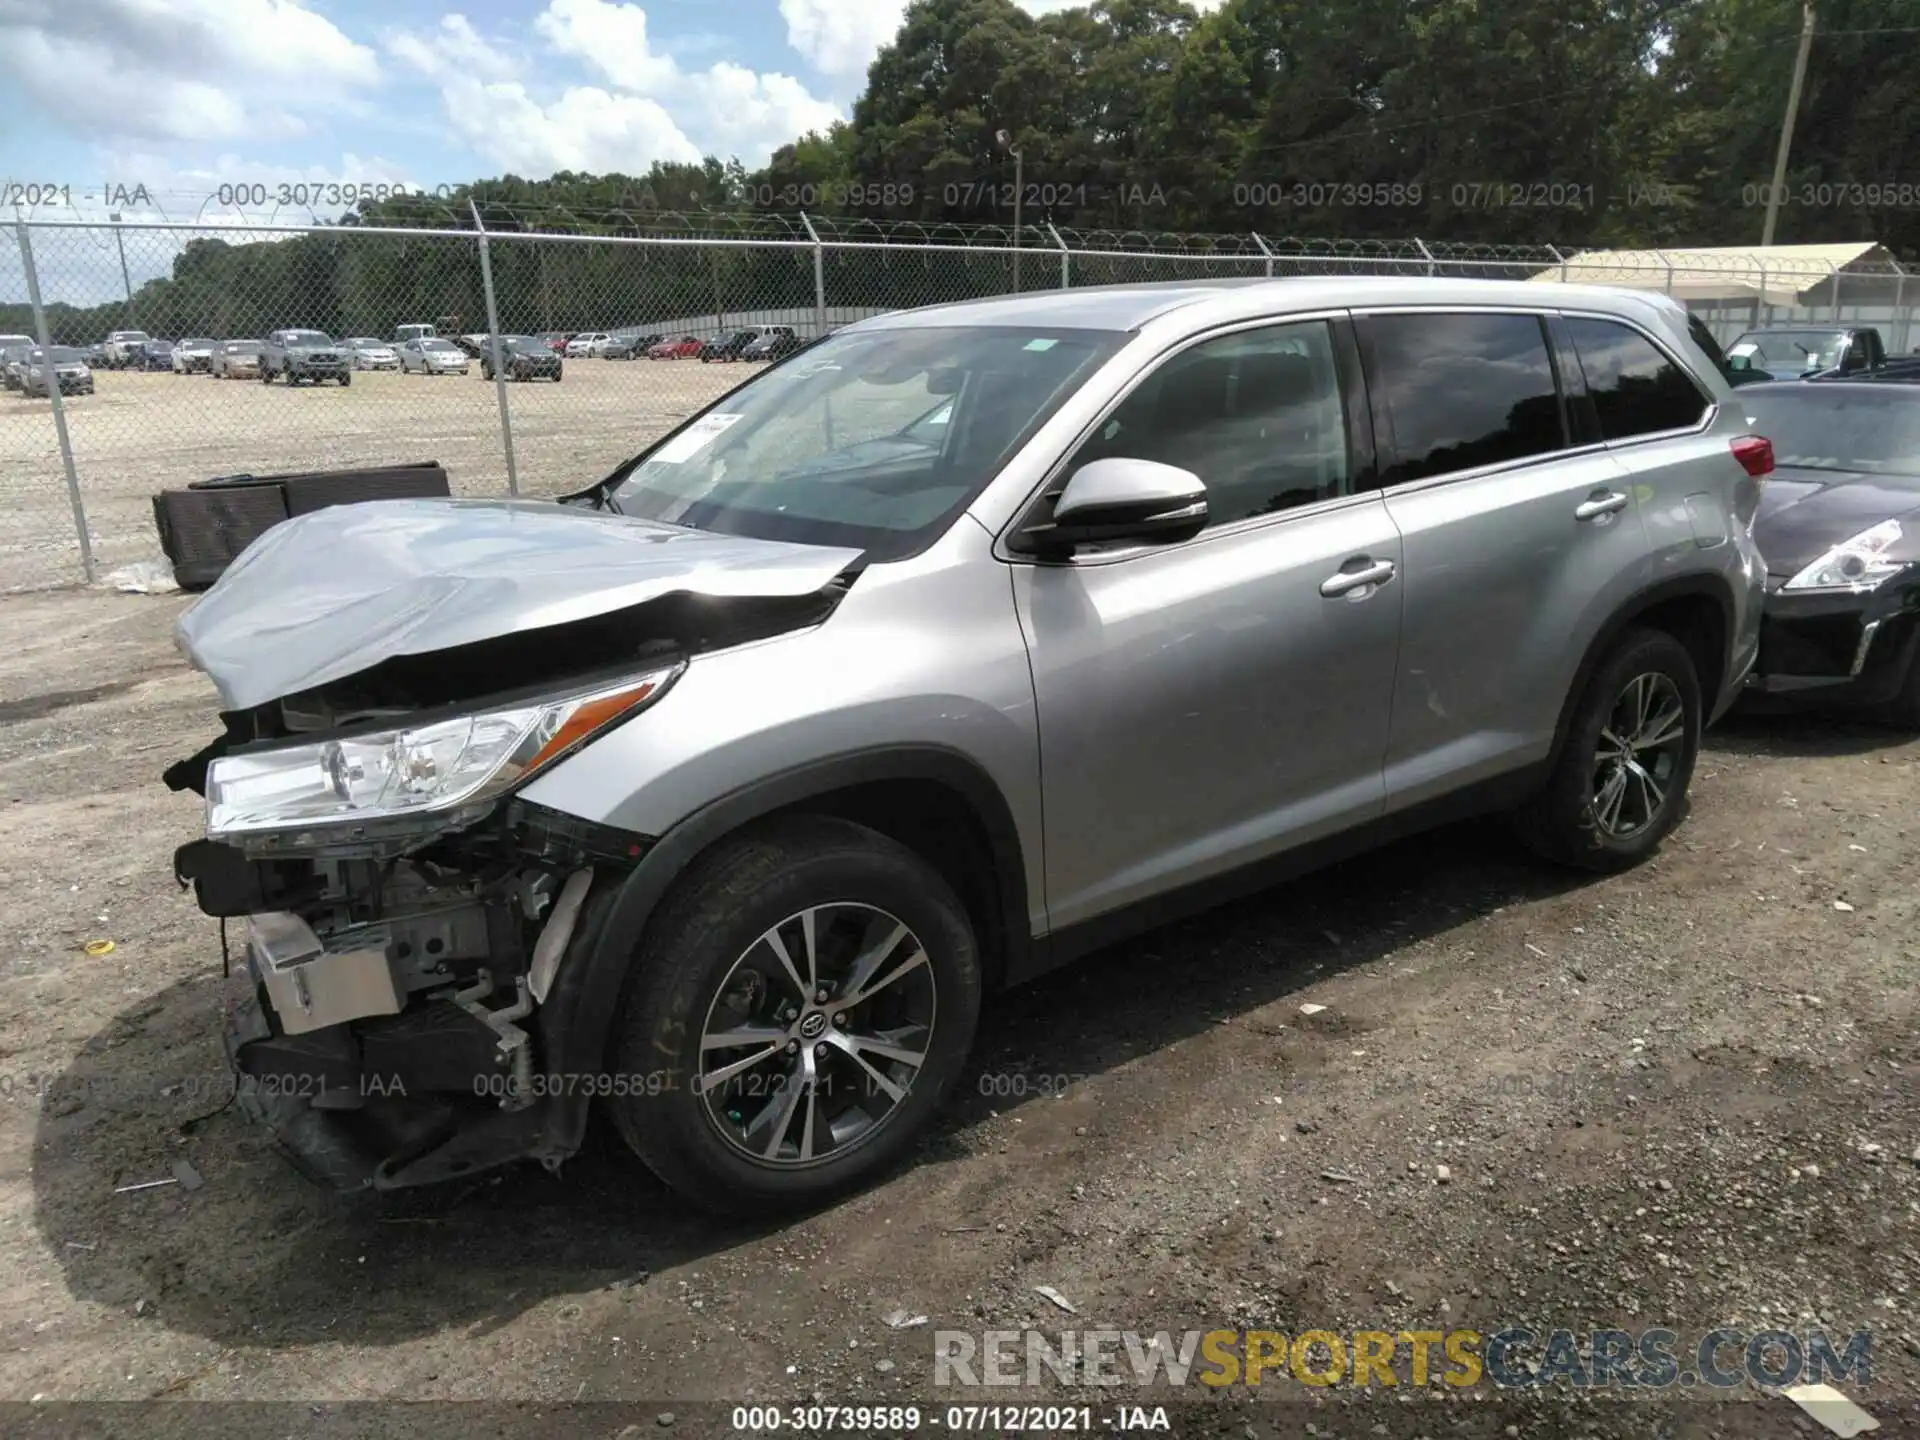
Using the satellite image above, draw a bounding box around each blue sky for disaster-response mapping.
[0,0,1126,223]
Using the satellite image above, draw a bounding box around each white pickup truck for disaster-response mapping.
[103,329,151,369]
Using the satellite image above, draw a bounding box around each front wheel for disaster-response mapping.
[1512,627,1701,872]
[608,816,982,1213]
[339,373,350,386]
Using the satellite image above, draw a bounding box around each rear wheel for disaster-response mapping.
[1513,627,1701,872]
[608,816,982,1213]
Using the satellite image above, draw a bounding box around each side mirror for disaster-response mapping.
[1018,458,1208,556]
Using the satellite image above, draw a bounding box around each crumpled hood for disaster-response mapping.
[176,498,862,710]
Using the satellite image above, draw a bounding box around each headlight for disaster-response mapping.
[206,665,680,842]
[1782,519,1909,593]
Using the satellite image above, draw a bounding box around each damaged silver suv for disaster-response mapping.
[168,279,1769,1211]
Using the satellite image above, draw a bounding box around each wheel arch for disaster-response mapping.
[1548,574,1734,773]
[538,745,1032,1119]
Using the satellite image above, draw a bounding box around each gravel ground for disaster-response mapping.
[0,586,1915,1439]
[0,358,748,591]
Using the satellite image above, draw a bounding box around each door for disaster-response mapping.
[1012,317,1404,932]
[1357,310,1653,808]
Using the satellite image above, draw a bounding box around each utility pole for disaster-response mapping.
[109,211,136,325]
[1761,0,1817,247]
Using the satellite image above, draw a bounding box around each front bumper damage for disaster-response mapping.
[178,799,646,1190]
[1745,577,1920,710]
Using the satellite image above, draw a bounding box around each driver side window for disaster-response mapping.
[1070,321,1350,528]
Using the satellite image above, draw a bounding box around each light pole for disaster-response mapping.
[109,211,136,325]
[997,129,1022,293]
[1761,0,1817,247]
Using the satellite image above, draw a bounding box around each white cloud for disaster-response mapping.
[0,0,379,142]
[390,1,842,178]
[779,0,906,79]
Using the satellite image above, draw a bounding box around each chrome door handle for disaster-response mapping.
[1320,559,1397,597]
[1575,491,1630,521]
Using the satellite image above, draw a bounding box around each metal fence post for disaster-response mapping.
[1046,222,1070,289]
[1828,260,1842,323]
[1251,232,1275,279]
[470,201,520,497]
[1544,244,1569,284]
[1661,251,1675,296]
[15,218,95,583]
[1893,267,1909,355]
[1753,259,1766,330]
[800,212,827,334]
[1414,237,1436,277]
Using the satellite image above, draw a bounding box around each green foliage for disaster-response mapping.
[8,0,1913,340]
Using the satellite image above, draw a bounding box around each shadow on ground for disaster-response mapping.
[32,816,1593,1351]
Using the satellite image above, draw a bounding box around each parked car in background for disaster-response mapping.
[479,335,564,383]
[1,344,32,390]
[131,340,176,372]
[169,278,1764,1213]
[1738,381,1920,724]
[564,331,613,358]
[262,329,351,386]
[103,330,150,369]
[172,338,217,374]
[647,334,702,359]
[399,337,471,375]
[210,340,263,379]
[602,333,659,360]
[0,333,32,357]
[1725,325,1887,383]
[449,334,489,358]
[344,338,401,371]
[740,326,804,363]
[394,323,438,345]
[84,343,108,367]
[698,330,757,363]
[21,345,95,397]
[537,332,572,354]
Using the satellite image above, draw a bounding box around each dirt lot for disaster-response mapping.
[0,584,1916,1438]
[0,358,748,591]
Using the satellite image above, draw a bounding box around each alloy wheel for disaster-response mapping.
[1590,672,1686,840]
[696,903,936,1168]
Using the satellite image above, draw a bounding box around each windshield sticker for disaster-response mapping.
[1728,342,1758,358]
[650,412,744,464]
[1024,338,1059,351]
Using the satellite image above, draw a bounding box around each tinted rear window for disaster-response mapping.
[1564,316,1711,440]
[1740,388,1920,476]
[1365,313,1564,484]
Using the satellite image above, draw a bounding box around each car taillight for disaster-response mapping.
[1731,435,1773,477]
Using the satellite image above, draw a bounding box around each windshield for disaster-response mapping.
[609,324,1124,559]
[1743,388,1920,475]
[285,331,331,345]
[348,337,382,347]
[422,340,459,352]
[40,347,83,363]
[225,341,261,354]
[1731,330,1847,374]
[181,338,213,347]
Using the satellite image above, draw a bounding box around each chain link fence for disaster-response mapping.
[3,215,1913,592]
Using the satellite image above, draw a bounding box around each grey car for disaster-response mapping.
[262,329,350,386]
[399,337,470,375]
[210,340,263,379]
[167,278,1766,1212]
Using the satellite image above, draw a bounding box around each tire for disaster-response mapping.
[1512,627,1701,872]
[1880,653,1920,730]
[608,815,982,1214]
[261,366,273,384]
[339,373,350,387]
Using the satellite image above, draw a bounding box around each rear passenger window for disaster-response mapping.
[1565,316,1710,439]
[1365,313,1564,485]
[1071,320,1349,527]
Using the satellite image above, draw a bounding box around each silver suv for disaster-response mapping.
[167,279,1767,1211]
